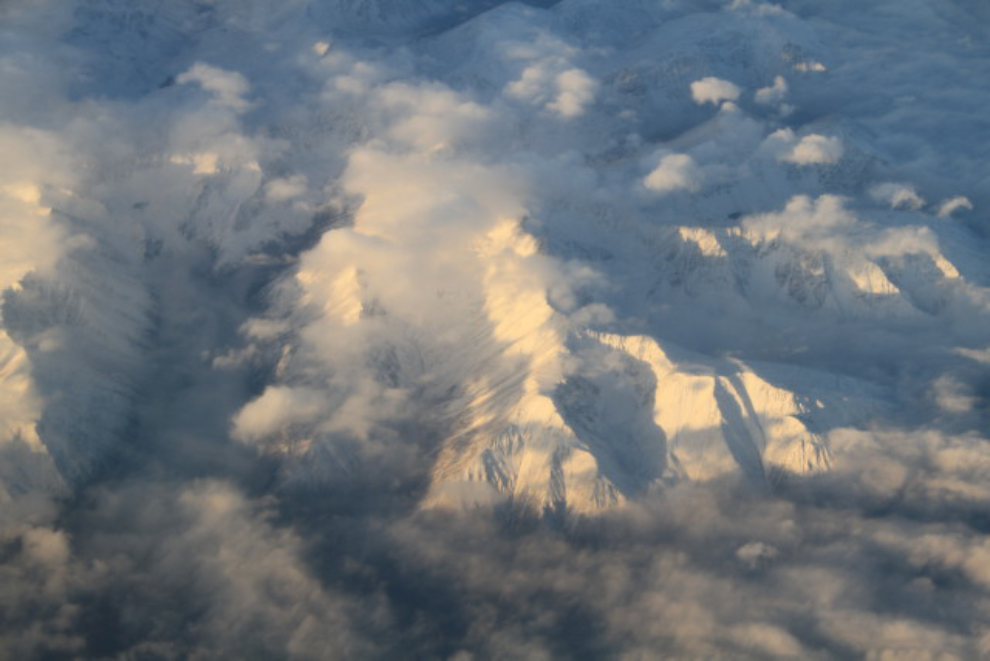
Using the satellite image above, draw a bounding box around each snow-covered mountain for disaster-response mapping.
[3,0,990,658]
[196,0,987,516]
[1,0,986,522]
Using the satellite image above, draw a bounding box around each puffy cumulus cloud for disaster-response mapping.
[167,64,267,183]
[644,153,703,194]
[755,75,788,105]
[762,128,844,165]
[502,34,598,119]
[822,428,990,519]
[33,481,381,659]
[176,62,252,113]
[157,482,375,658]
[743,194,856,243]
[26,446,990,658]
[547,67,598,118]
[0,521,98,657]
[690,76,741,106]
[231,386,326,443]
[735,540,779,569]
[25,444,990,658]
[361,439,990,658]
[785,134,843,165]
[264,173,308,203]
[372,81,494,150]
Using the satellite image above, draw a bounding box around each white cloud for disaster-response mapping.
[762,128,843,164]
[932,375,977,414]
[754,75,787,105]
[727,0,785,16]
[177,63,252,113]
[786,133,843,164]
[736,541,779,569]
[644,153,703,194]
[376,81,493,150]
[232,386,326,443]
[937,196,972,218]
[793,61,827,72]
[690,77,741,105]
[744,194,855,240]
[507,64,598,118]
[264,174,307,203]
[870,182,926,210]
[547,68,597,118]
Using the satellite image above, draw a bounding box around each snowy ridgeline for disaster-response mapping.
[1,0,988,514]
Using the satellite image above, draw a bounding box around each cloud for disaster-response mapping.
[0,521,95,657]
[164,482,374,658]
[727,0,785,16]
[0,127,71,286]
[870,182,926,210]
[506,60,598,119]
[755,75,788,105]
[374,81,494,150]
[546,68,598,118]
[690,77,741,105]
[762,128,844,165]
[264,174,308,203]
[743,194,855,241]
[231,386,326,443]
[784,134,843,165]
[177,62,252,113]
[643,153,703,194]
[937,196,972,218]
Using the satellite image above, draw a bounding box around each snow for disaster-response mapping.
[2,0,990,657]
